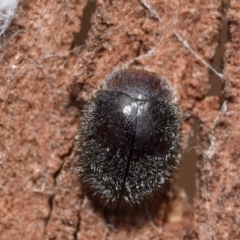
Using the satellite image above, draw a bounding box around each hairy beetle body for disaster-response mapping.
[78,68,181,210]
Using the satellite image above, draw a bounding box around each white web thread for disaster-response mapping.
[140,0,223,80]
[0,0,19,37]
[201,100,229,238]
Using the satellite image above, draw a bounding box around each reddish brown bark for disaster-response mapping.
[1,0,239,239]
[0,1,85,239]
[191,1,240,239]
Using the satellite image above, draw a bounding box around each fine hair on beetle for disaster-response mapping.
[77,67,181,212]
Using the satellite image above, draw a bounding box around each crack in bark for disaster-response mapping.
[208,1,229,96]
[104,229,110,240]
[73,212,81,240]
[44,145,74,234]
[72,1,96,48]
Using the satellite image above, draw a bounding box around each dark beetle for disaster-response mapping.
[77,68,181,210]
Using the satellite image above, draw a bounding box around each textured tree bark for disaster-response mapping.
[0,1,85,239]
[191,1,240,239]
[1,0,238,240]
